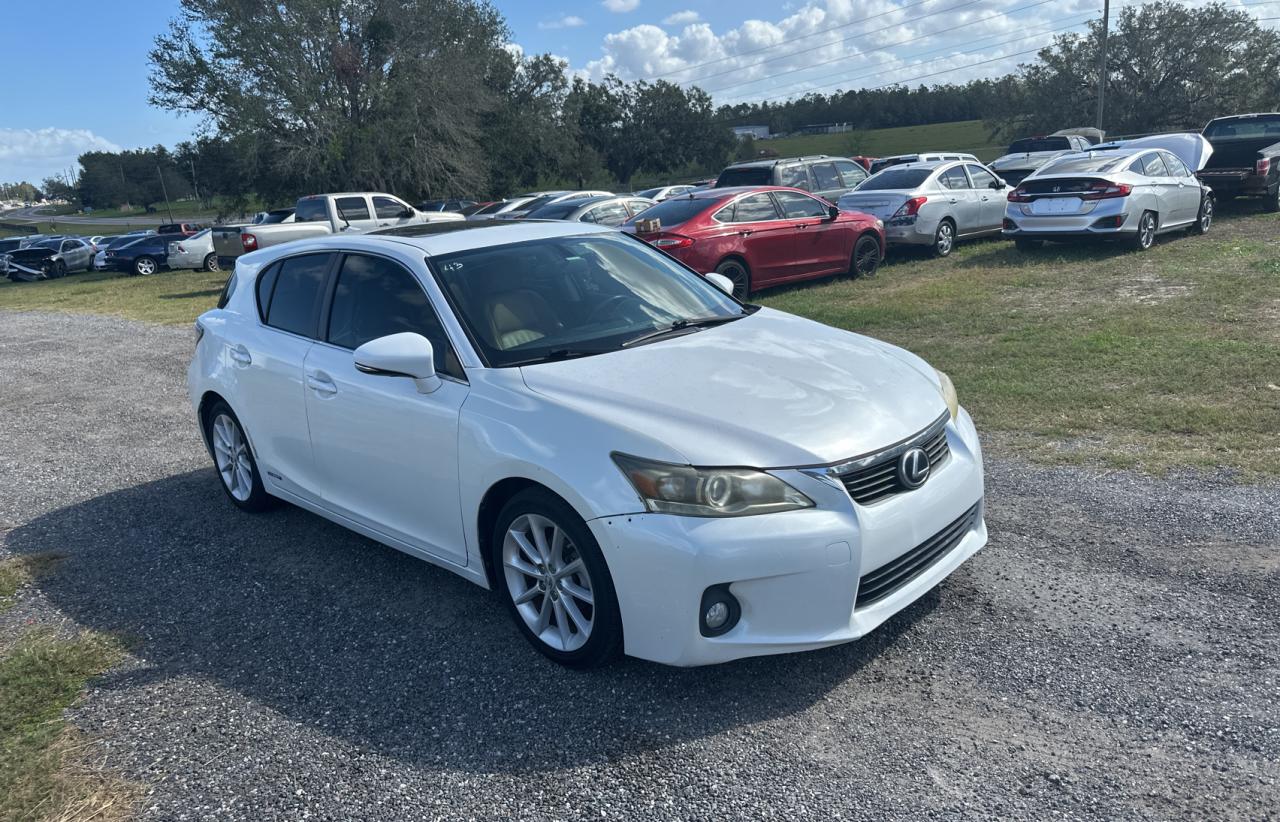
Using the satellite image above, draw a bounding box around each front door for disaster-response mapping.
[965,164,1008,231]
[720,191,796,287]
[334,196,379,232]
[772,190,849,278]
[373,195,418,230]
[938,165,983,236]
[303,252,470,565]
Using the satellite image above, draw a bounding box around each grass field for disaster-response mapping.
[0,221,167,239]
[760,119,1004,162]
[2,205,1277,476]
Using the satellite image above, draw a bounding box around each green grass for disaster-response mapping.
[0,556,133,821]
[0,221,165,239]
[0,267,228,325]
[757,208,1280,477]
[761,119,1003,162]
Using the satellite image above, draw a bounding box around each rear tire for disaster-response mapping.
[850,233,882,278]
[1014,238,1043,252]
[491,488,623,669]
[133,256,158,276]
[203,401,276,513]
[1190,195,1213,235]
[715,259,751,300]
[202,252,220,272]
[1131,211,1157,251]
[932,219,955,258]
[1266,184,1280,214]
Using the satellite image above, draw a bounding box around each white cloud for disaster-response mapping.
[0,127,122,183]
[663,10,700,25]
[539,14,586,29]
[581,0,1102,104]
[602,0,640,12]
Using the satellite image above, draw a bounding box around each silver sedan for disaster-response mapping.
[166,228,219,271]
[837,161,1009,257]
[524,195,657,226]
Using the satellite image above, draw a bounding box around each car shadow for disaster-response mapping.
[5,468,938,775]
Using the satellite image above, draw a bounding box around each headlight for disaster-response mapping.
[612,454,813,517]
[935,368,959,421]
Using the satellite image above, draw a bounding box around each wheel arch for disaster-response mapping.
[476,476,577,590]
[196,391,262,462]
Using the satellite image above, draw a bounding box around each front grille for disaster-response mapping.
[836,422,950,505]
[855,502,980,608]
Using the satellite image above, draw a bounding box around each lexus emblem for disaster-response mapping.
[897,447,931,489]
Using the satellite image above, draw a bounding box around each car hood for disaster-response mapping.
[6,248,55,261]
[518,308,948,467]
[990,151,1068,171]
[1094,133,1215,171]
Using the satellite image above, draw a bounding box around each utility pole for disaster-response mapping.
[157,165,176,222]
[1096,0,1110,133]
[189,158,200,202]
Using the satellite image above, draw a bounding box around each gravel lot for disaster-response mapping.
[1,309,1277,821]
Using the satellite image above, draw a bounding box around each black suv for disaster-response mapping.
[714,155,869,201]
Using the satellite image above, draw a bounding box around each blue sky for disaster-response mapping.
[0,0,1268,183]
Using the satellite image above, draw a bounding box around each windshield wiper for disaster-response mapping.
[507,348,606,367]
[621,314,744,348]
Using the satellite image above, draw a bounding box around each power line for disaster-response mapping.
[701,0,1068,97]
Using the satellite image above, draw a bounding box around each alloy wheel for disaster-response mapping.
[853,236,881,277]
[502,513,595,652]
[1199,199,1213,233]
[1138,213,1155,249]
[211,413,254,502]
[136,257,156,276]
[204,253,220,272]
[935,222,954,256]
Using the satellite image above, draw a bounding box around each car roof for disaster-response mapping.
[353,219,617,256]
[723,155,833,169]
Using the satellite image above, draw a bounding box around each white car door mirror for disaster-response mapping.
[705,272,736,297]
[353,332,441,394]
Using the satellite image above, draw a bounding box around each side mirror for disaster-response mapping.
[353,332,440,394]
[990,179,1005,190]
[705,272,736,297]
[826,204,840,221]
[398,208,414,219]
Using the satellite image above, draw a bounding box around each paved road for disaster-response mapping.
[0,310,1276,820]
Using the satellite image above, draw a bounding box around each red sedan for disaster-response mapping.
[623,186,884,299]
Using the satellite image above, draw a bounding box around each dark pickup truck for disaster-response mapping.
[1197,113,1280,211]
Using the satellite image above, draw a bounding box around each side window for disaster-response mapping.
[1142,153,1170,177]
[810,162,842,190]
[1128,157,1147,174]
[773,190,829,219]
[326,254,462,379]
[583,202,630,226]
[217,271,237,309]
[336,196,371,221]
[778,164,810,190]
[834,160,867,188]
[627,200,654,216]
[255,263,280,322]
[294,198,328,222]
[264,253,332,337]
[728,193,781,222]
[966,165,998,189]
[1163,152,1190,177]
[373,196,406,219]
[62,240,77,252]
[940,167,970,189]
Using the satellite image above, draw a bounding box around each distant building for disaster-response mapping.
[731,125,771,140]
[797,122,854,135]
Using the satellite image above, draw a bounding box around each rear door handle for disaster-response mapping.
[306,373,337,395]
[738,229,753,236]
[229,345,252,365]
[948,198,958,204]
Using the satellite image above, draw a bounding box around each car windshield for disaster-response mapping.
[261,210,293,223]
[636,187,663,198]
[1008,137,1071,153]
[430,233,746,367]
[622,197,710,227]
[528,201,589,220]
[1037,154,1128,175]
[188,228,211,240]
[857,168,933,190]
[1204,116,1280,140]
[716,167,773,187]
[107,236,142,249]
[34,239,62,249]
[475,201,511,215]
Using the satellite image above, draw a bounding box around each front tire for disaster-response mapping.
[133,255,157,276]
[52,260,67,278]
[932,219,955,257]
[203,401,275,512]
[715,259,751,300]
[1131,211,1157,251]
[492,488,623,668]
[202,252,219,272]
[851,233,882,278]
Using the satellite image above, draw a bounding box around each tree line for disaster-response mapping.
[8,1,1274,212]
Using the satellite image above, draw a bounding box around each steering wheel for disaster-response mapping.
[585,294,642,324]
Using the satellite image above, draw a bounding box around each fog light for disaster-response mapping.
[699,584,741,637]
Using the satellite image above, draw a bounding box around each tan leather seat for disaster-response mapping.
[486,289,561,350]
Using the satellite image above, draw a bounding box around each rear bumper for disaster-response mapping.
[1003,198,1137,238]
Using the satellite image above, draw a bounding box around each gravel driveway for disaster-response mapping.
[1,310,1276,821]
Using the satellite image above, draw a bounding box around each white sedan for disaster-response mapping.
[188,222,986,667]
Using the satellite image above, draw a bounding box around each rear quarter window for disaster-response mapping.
[263,254,332,336]
[623,197,712,227]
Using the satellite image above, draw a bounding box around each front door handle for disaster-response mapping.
[948,198,958,204]
[738,229,753,236]
[306,373,337,395]
[229,345,252,365]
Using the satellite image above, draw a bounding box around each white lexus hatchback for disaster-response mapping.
[189,221,986,667]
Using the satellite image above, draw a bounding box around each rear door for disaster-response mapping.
[233,252,336,503]
[1160,151,1200,224]
[717,192,795,286]
[938,165,982,236]
[334,196,378,232]
[777,163,814,192]
[965,164,1007,231]
[809,161,846,201]
[773,190,848,278]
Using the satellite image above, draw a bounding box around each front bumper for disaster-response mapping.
[590,408,986,666]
